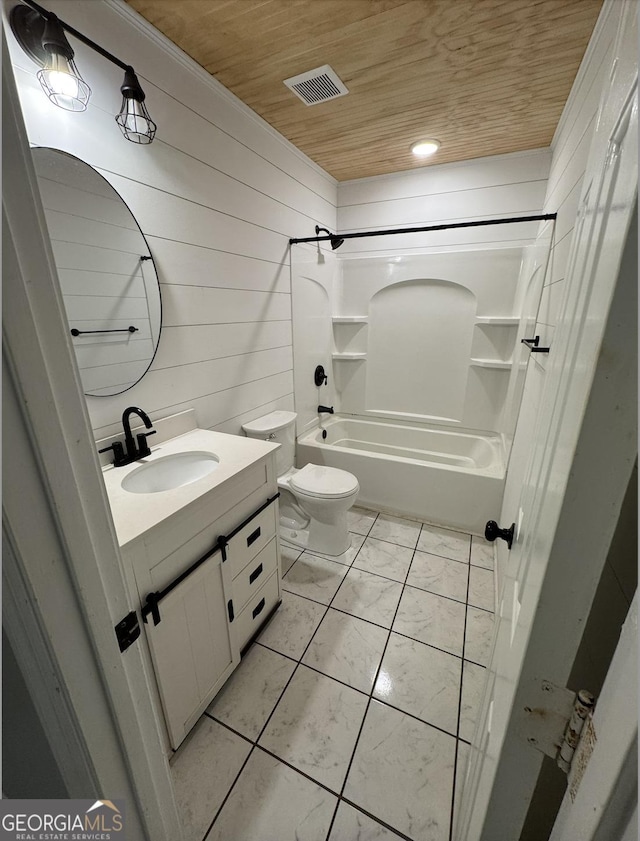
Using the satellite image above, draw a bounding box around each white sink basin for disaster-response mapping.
[121,451,220,494]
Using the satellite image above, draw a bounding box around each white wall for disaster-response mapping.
[337,148,551,255]
[5,0,336,440]
[2,630,68,798]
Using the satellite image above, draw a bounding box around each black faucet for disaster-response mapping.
[99,406,156,467]
[123,406,156,460]
[318,405,334,414]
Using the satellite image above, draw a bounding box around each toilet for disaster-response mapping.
[242,410,359,556]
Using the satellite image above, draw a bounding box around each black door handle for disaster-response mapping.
[485,520,516,550]
[521,336,550,353]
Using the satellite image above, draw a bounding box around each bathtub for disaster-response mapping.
[296,415,506,535]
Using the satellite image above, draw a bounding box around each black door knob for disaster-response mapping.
[485,520,516,550]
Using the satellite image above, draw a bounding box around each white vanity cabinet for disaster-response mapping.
[108,425,282,751]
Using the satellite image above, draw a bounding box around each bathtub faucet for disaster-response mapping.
[318,405,334,415]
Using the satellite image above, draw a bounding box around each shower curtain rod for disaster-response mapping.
[289,213,557,246]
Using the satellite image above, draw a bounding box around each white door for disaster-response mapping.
[456,2,638,838]
[549,593,637,841]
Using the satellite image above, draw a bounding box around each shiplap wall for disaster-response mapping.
[5,0,336,440]
[336,149,551,255]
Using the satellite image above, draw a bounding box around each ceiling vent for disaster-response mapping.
[283,64,348,106]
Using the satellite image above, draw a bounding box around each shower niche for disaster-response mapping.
[332,316,368,360]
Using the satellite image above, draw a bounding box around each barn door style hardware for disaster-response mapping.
[114,610,141,653]
[141,493,279,626]
[520,680,597,785]
[521,335,551,353]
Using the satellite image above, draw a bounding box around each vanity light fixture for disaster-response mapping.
[411,138,440,158]
[10,0,157,143]
[10,5,91,111]
[37,13,91,111]
[116,66,157,145]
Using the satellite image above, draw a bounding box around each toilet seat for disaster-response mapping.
[289,464,359,499]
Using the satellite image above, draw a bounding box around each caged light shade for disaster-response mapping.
[37,52,91,112]
[29,11,91,111]
[116,66,157,144]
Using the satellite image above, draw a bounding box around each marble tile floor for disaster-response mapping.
[170,509,496,841]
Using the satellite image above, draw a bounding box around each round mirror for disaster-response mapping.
[31,148,162,397]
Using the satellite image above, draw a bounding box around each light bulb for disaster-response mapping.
[45,69,79,99]
[121,100,149,138]
[37,51,90,112]
[411,139,440,158]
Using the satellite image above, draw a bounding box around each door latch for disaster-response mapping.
[114,611,141,653]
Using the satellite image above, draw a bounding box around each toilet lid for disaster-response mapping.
[290,464,359,499]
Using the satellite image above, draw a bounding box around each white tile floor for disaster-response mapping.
[170,509,496,841]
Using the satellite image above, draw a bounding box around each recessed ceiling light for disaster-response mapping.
[411,139,440,157]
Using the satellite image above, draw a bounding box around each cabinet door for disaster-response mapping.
[145,552,238,749]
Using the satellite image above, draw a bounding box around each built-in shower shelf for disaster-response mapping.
[332,352,367,360]
[475,317,519,326]
[470,358,512,370]
[332,316,368,324]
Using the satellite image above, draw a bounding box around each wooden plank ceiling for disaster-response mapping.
[126,0,603,181]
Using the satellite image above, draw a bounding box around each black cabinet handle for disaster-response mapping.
[249,563,263,585]
[252,598,266,619]
[247,526,261,547]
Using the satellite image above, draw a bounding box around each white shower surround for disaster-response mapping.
[334,248,527,433]
[296,414,505,534]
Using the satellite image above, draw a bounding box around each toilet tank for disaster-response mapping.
[241,410,297,476]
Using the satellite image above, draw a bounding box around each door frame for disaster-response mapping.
[549,594,637,841]
[2,34,182,840]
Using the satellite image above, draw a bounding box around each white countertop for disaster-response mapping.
[101,428,279,547]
